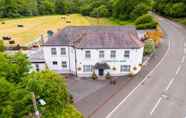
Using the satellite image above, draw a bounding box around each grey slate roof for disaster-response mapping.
[43,26,144,49]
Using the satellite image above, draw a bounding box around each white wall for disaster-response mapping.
[43,46,144,77]
[76,48,144,77]
[43,46,72,73]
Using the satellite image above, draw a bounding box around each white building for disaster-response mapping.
[28,49,46,72]
[42,26,144,77]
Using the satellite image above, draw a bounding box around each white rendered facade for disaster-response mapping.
[43,46,144,77]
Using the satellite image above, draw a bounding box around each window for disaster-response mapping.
[121,65,131,72]
[124,50,130,58]
[83,65,93,72]
[52,61,58,65]
[51,48,57,55]
[85,51,91,58]
[35,64,39,71]
[99,51,104,58]
[61,48,66,55]
[111,50,116,58]
[62,61,67,68]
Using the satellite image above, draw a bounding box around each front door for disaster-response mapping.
[99,69,104,76]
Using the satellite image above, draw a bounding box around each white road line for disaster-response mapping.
[176,66,181,75]
[181,56,185,63]
[184,43,186,48]
[165,78,175,91]
[184,48,186,54]
[106,33,171,118]
[150,97,162,115]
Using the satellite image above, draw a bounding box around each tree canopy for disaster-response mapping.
[0,52,83,118]
[153,0,186,18]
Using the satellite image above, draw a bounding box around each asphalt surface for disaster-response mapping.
[102,17,186,118]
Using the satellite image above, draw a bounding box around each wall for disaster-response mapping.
[43,46,76,74]
[76,48,144,77]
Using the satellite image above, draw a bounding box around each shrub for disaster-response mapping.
[92,71,97,80]
[105,72,111,80]
[135,14,158,29]
[144,39,155,55]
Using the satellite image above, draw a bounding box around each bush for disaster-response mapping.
[136,21,157,29]
[92,71,97,80]
[144,39,155,55]
[135,14,158,29]
[62,104,84,118]
[105,72,111,80]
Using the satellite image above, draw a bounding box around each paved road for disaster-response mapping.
[104,17,186,118]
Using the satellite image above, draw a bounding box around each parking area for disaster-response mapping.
[66,78,109,102]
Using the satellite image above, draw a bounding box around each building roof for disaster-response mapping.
[43,26,144,49]
[28,49,45,63]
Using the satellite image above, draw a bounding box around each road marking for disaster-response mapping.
[106,32,171,118]
[184,48,186,54]
[165,78,175,91]
[176,66,181,75]
[182,56,185,63]
[150,97,162,115]
[184,43,186,48]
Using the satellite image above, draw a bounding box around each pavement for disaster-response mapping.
[74,17,171,118]
[99,17,186,118]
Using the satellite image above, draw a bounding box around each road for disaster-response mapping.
[88,17,186,118]
[105,17,186,118]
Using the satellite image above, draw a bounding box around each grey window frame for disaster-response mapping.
[124,50,130,58]
[61,61,67,68]
[111,50,116,58]
[120,65,131,72]
[51,48,57,55]
[83,65,93,72]
[61,48,66,55]
[85,51,91,58]
[99,51,104,58]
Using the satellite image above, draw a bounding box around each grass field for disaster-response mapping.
[0,14,133,46]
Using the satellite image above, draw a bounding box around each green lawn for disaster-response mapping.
[0,14,133,46]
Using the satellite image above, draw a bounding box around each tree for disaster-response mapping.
[112,0,150,20]
[22,70,83,118]
[38,0,55,15]
[90,5,109,17]
[153,0,186,18]
[0,77,33,118]
[0,52,31,83]
[144,39,155,55]
[130,3,150,19]
[0,40,4,52]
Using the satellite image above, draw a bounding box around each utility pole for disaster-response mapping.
[32,92,40,118]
